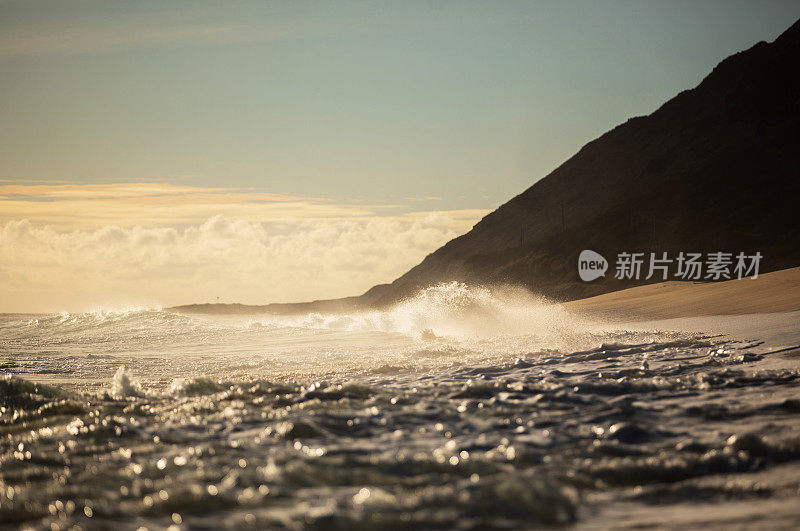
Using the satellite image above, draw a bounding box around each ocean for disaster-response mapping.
[2,283,799,529]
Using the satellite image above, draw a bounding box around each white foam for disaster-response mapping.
[109,365,141,398]
[238,282,584,340]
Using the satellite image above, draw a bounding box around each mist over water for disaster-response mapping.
[2,283,800,529]
[2,282,663,388]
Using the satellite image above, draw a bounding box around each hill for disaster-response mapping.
[366,18,800,305]
[173,19,800,315]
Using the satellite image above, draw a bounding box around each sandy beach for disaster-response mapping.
[565,267,800,320]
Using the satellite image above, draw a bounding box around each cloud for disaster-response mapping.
[0,182,407,230]
[0,8,362,58]
[0,212,484,313]
[0,182,488,311]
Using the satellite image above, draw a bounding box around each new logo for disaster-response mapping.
[578,250,608,281]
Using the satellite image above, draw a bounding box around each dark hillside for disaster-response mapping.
[369,18,800,304]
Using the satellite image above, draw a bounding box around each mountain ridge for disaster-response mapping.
[172,18,800,315]
[362,16,800,306]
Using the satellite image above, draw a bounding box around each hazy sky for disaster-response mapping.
[1,1,799,312]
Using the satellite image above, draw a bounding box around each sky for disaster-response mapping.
[1,1,799,312]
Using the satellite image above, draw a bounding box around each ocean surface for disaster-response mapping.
[1,283,799,529]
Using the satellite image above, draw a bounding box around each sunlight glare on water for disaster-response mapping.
[2,283,800,529]
[1,282,633,388]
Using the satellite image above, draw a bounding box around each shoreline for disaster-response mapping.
[169,266,800,322]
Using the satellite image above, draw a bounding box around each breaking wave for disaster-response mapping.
[239,282,581,339]
[0,282,680,387]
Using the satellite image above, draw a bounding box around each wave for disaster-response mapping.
[0,283,692,387]
[9,283,581,341]
[236,282,585,340]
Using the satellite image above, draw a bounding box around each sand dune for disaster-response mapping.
[564,266,800,320]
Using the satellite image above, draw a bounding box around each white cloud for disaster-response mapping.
[0,182,488,312]
[0,182,384,229]
[0,213,481,313]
